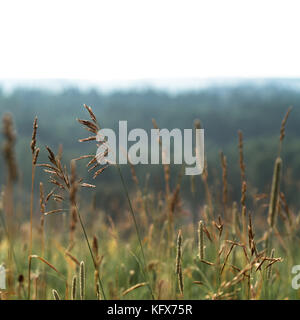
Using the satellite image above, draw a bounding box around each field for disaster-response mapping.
[0,101,299,300]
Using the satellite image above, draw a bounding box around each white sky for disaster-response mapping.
[1,0,300,81]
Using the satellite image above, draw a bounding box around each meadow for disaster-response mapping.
[0,96,299,300]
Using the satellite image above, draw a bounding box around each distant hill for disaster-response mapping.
[0,81,299,213]
[2,78,300,94]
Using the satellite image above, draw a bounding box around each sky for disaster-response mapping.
[1,0,300,84]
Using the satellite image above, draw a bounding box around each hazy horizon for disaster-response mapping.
[2,77,300,94]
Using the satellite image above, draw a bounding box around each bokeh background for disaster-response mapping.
[0,80,299,221]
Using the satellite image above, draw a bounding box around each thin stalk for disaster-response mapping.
[28,163,36,299]
[27,256,32,299]
[29,164,36,256]
[28,254,66,299]
[116,164,155,299]
[6,179,14,294]
[74,205,107,300]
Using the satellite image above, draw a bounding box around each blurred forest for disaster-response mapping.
[0,82,299,220]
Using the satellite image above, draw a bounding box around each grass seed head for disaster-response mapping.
[2,113,18,181]
[268,157,282,228]
[79,261,86,300]
[198,220,205,260]
[71,275,77,300]
[52,289,61,300]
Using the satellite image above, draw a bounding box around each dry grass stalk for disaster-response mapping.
[38,183,47,299]
[238,130,248,246]
[267,157,282,229]
[92,235,102,295]
[39,182,45,256]
[200,259,214,266]
[122,282,148,296]
[96,282,102,300]
[29,117,39,259]
[231,201,240,237]
[39,144,107,299]
[197,220,205,260]
[201,161,213,219]
[65,251,80,266]
[241,180,247,243]
[175,229,182,274]
[238,130,246,182]
[221,243,235,274]
[255,254,282,272]
[69,160,78,248]
[76,108,111,180]
[248,212,257,257]
[2,113,18,182]
[241,180,247,208]
[2,113,18,294]
[83,104,97,123]
[222,255,264,290]
[175,230,184,296]
[30,117,38,152]
[44,209,66,216]
[278,107,292,156]
[28,254,64,299]
[213,215,224,238]
[92,235,99,259]
[267,249,275,281]
[220,151,228,213]
[76,105,153,299]
[165,166,184,252]
[177,264,184,296]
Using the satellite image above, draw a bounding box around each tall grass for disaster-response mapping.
[0,106,298,300]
